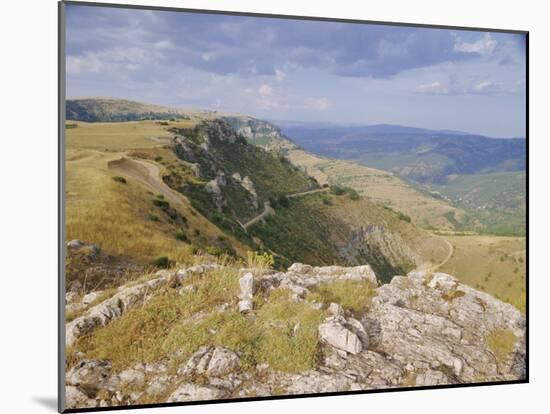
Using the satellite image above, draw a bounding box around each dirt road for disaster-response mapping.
[108,157,184,207]
[287,187,330,198]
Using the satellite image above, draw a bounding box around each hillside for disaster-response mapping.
[64,258,526,409]
[224,117,467,231]
[164,119,448,279]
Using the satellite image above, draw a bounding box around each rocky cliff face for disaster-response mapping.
[222,116,298,153]
[65,260,525,409]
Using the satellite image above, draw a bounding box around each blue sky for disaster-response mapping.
[65,5,526,137]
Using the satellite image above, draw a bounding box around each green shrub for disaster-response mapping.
[154,156,163,162]
[330,185,346,196]
[277,194,290,208]
[175,229,188,242]
[112,176,127,184]
[397,212,411,223]
[152,198,170,210]
[152,256,170,268]
[348,189,360,200]
[148,214,159,221]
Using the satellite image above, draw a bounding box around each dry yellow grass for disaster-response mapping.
[66,151,193,263]
[307,279,377,315]
[437,234,526,312]
[71,264,327,374]
[486,328,518,364]
[66,119,198,151]
[65,120,249,264]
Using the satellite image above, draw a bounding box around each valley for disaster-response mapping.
[65,98,526,312]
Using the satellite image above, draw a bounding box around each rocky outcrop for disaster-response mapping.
[222,116,298,152]
[167,383,227,403]
[232,173,259,209]
[319,318,363,354]
[238,272,254,313]
[257,263,378,301]
[178,346,241,377]
[65,263,526,409]
[205,174,227,212]
[367,271,526,382]
[66,264,220,346]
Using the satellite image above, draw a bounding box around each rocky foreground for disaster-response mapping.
[65,259,525,409]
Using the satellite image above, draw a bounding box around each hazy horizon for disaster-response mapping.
[66,5,526,137]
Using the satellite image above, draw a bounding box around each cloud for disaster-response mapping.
[275,69,286,81]
[258,84,273,96]
[304,97,330,110]
[66,5,520,81]
[414,76,520,96]
[454,33,496,55]
[415,81,448,94]
[470,80,498,93]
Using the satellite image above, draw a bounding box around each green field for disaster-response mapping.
[424,171,526,235]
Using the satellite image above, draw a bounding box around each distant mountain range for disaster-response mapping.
[277,123,526,184]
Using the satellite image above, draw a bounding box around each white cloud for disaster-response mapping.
[454,33,496,55]
[415,81,449,94]
[472,80,494,92]
[67,54,102,74]
[304,97,330,110]
[275,69,286,82]
[258,84,273,96]
[154,39,174,50]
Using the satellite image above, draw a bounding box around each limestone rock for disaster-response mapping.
[319,320,362,354]
[66,360,118,393]
[207,348,241,377]
[65,385,97,409]
[82,292,99,306]
[167,383,226,402]
[118,369,145,388]
[238,272,254,313]
[179,346,240,378]
[146,375,171,396]
[415,369,449,386]
[67,239,85,249]
[328,302,344,317]
[66,272,173,346]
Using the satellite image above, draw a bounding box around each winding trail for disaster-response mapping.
[242,187,329,229]
[287,187,330,198]
[108,157,184,207]
[242,201,274,229]
[429,238,454,272]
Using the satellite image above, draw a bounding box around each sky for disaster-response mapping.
[65,4,527,137]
